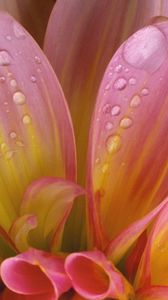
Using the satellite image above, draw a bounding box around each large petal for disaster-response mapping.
[65,250,134,300]
[0,13,76,231]
[1,248,71,299]
[87,21,168,248]
[136,286,168,300]
[19,177,84,251]
[0,0,55,47]
[44,0,168,251]
[135,200,168,288]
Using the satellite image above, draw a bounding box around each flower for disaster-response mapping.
[0,1,167,300]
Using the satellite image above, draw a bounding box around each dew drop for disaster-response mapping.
[0,50,11,66]
[10,131,17,139]
[13,91,26,105]
[1,143,7,152]
[22,114,31,125]
[35,56,41,64]
[130,95,141,108]
[30,76,36,83]
[13,23,26,39]
[114,78,127,90]
[10,79,17,88]
[16,141,24,147]
[105,83,111,90]
[102,103,111,114]
[115,64,122,73]
[123,26,168,73]
[141,88,149,96]
[6,35,12,41]
[105,122,113,130]
[95,157,100,164]
[0,76,5,83]
[106,134,121,154]
[111,105,121,116]
[120,117,133,129]
[129,77,136,85]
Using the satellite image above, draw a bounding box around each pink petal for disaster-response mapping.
[135,200,168,288]
[87,21,168,249]
[136,286,168,300]
[106,196,168,263]
[1,248,71,299]
[65,250,134,300]
[44,0,168,250]
[0,13,76,231]
[0,288,56,300]
[20,177,84,251]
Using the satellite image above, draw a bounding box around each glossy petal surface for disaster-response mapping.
[1,248,71,299]
[65,250,134,300]
[87,22,168,248]
[0,13,76,231]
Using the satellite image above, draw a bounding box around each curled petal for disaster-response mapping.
[135,200,168,288]
[65,250,134,300]
[20,177,84,251]
[136,286,168,300]
[9,214,37,252]
[1,248,71,299]
[87,21,168,248]
[0,13,76,231]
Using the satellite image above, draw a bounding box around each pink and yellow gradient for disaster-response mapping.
[0,1,168,300]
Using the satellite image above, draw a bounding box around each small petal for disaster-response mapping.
[65,250,134,300]
[0,13,76,231]
[87,22,168,248]
[20,177,84,251]
[1,248,71,299]
[9,214,37,252]
[135,201,168,288]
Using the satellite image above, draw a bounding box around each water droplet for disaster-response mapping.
[141,88,149,96]
[114,78,127,90]
[123,26,168,73]
[10,79,17,88]
[1,143,7,152]
[102,104,111,114]
[129,77,136,85]
[22,114,31,125]
[5,150,14,160]
[120,117,133,129]
[102,163,109,173]
[6,35,12,41]
[13,91,26,105]
[95,157,100,164]
[0,76,5,83]
[106,134,121,154]
[30,76,36,83]
[105,83,111,90]
[10,131,17,139]
[35,56,41,64]
[130,95,141,108]
[13,23,26,39]
[115,64,122,73]
[105,122,113,130]
[111,105,121,116]
[0,50,11,66]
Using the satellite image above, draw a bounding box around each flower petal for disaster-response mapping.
[135,200,168,288]
[9,214,37,252]
[44,0,168,250]
[1,248,71,299]
[0,0,55,47]
[136,286,168,300]
[0,288,56,300]
[65,250,134,300]
[20,177,84,251]
[87,22,168,248]
[0,13,76,231]
[106,196,168,263]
